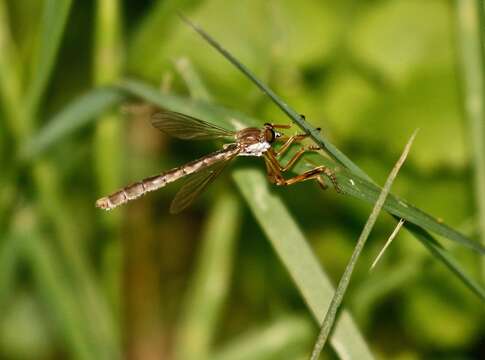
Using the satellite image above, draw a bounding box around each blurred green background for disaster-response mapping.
[0,0,484,359]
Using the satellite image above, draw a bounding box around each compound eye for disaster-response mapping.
[265,128,276,143]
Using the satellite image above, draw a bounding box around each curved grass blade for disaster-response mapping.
[20,87,125,160]
[310,130,417,359]
[299,154,485,254]
[119,78,260,129]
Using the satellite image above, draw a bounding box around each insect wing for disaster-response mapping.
[152,110,235,140]
[169,155,235,214]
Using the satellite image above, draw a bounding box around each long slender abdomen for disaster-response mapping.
[96,146,238,210]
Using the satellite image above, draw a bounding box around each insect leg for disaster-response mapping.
[268,145,321,171]
[264,153,340,192]
[279,146,321,171]
[283,166,341,192]
[274,134,309,157]
[266,123,291,129]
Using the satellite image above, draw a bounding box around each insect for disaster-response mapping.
[96,110,340,214]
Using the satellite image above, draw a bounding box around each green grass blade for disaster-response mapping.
[26,0,73,117]
[175,192,241,360]
[94,0,124,197]
[233,169,374,360]
[119,79,260,128]
[211,316,314,360]
[0,1,28,138]
[456,0,485,278]
[20,87,125,160]
[310,131,417,359]
[296,154,485,254]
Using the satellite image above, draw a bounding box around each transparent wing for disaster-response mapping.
[169,154,236,214]
[151,110,235,140]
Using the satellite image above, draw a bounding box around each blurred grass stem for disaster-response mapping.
[94,0,124,330]
[175,193,240,360]
[456,0,485,280]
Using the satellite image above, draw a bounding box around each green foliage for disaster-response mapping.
[0,0,484,359]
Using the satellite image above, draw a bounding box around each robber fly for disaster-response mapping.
[96,110,340,214]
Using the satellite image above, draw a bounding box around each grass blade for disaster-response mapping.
[310,130,417,359]
[26,0,73,117]
[456,0,485,278]
[20,87,125,160]
[233,169,374,360]
[94,0,124,196]
[93,0,124,348]
[175,191,240,360]
[370,219,405,270]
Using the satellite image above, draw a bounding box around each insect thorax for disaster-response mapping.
[239,141,271,157]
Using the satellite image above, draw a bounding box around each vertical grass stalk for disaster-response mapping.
[310,131,417,359]
[93,0,124,353]
[456,0,485,280]
[175,192,240,360]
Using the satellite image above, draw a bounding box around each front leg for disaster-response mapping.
[267,145,321,172]
[274,134,308,157]
[274,127,322,158]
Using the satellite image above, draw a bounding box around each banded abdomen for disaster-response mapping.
[96,145,239,210]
